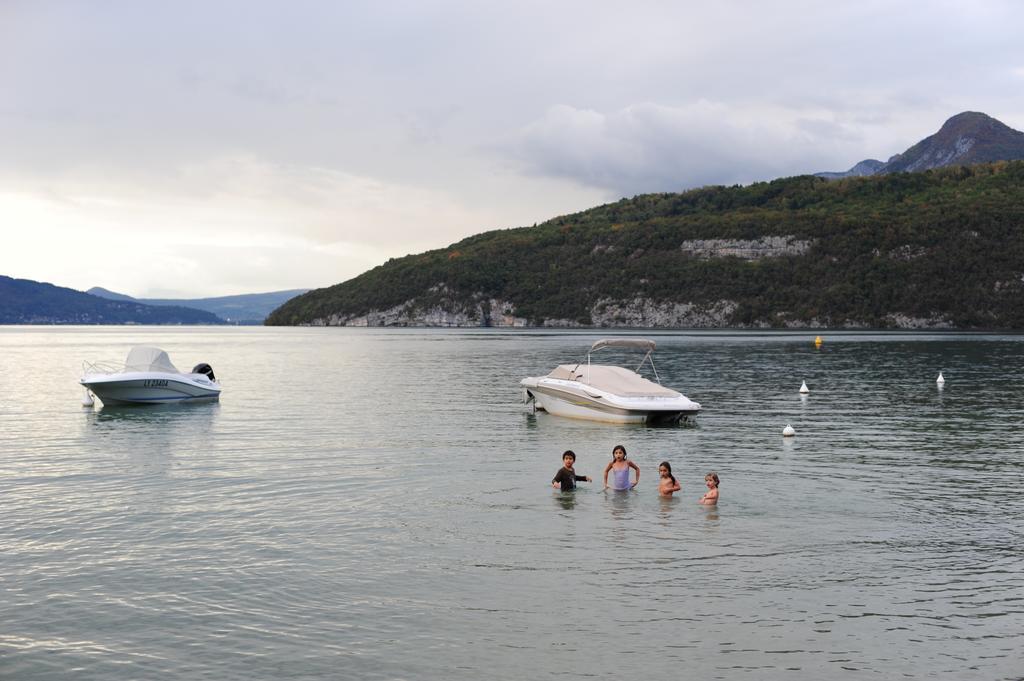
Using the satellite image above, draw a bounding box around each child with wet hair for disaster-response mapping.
[603,444,640,490]
[552,450,591,491]
[658,461,681,496]
[699,471,720,505]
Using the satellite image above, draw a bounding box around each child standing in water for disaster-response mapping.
[658,461,681,496]
[699,471,720,505]
[603,445,640,490]
[551,450,591,491]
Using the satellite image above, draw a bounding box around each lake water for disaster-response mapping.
[1,326,1022,680]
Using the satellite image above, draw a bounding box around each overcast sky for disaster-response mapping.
[2,1,1023,297]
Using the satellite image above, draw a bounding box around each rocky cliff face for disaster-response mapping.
[679,236,813,259]
[310,293,951,330]
[314,297,528,327]
[590,298,739,327]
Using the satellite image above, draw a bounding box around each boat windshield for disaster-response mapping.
[124,346,180,373]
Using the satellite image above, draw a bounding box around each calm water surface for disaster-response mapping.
[1,327,1022,680]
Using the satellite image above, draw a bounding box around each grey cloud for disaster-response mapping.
[514,102,867,195]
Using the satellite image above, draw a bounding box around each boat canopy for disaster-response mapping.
[125,346,180,373]
[548,364,678,396]
[590,338,656,353]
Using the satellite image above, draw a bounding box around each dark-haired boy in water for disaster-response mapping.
[552,450,592,491]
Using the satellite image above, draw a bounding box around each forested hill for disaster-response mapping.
[267,162,1024,330]
[0,276,225,325]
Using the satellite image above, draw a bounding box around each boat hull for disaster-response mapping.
[80,372,221,406]
[522,378,699,425]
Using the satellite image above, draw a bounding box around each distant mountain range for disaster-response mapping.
[87,287,309,324]
[0,276,225,325]
[0,276,308,325]
[816,111,1024,179]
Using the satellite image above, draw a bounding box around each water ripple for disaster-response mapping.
[1,328,1023,680]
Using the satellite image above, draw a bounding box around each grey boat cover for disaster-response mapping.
[124,346,180,373]
[547,364,679,397]
[590,338,656,352]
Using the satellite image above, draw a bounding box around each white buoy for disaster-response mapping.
[799,380,809,394]
[81,388,95,407]
[936,372,945,385]
[783,424,796,437]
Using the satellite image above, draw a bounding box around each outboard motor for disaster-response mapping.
[191,363,216,381]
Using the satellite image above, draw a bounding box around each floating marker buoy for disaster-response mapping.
[936,372,945,385]
[783,424,796,437]
[814,335,823,347]
[799,380,810,394]
[81,388,95,407]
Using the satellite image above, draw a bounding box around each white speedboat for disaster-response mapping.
[521,339,700,424]
[80,346,221,406]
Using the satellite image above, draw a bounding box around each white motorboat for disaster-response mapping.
[520,338,700,424]
[80,346,221,406]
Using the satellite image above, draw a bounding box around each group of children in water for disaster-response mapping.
[551,444,719,504]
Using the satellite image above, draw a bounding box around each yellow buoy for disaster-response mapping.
[814,335,823,347]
